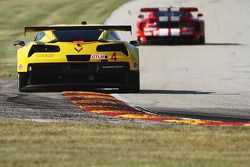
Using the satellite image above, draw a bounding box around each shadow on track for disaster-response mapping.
[20,88,215,95]
[140,89,215,95]
[140,42,242,46]
[204,43,242,46]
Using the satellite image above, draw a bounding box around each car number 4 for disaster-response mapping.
[111,53,117,61]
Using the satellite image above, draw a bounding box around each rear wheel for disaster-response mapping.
[137,37,142,44]
[131,84,140,93]
[199,35,205,44]
[18,73,28,92]
[120,72,140,93]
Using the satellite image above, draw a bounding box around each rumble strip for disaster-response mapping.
[63,91,250,126]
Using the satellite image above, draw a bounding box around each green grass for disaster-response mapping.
[0,119,249,167]
[0,0,127,78]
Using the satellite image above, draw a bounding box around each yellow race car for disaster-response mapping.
[14,23,140,92]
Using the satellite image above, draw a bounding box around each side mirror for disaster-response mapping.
[130,40,140,47]
[14,40,25,47]
[197,13,203,17]
[138,14,144,19]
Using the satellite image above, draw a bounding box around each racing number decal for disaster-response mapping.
[111,53,117,61]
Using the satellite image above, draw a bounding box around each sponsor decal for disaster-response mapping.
[91,54,107,60]
[18,64,24,70]
[36,54,53,57]
[134,62,138,69]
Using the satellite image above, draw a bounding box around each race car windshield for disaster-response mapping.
[53,29,102,42]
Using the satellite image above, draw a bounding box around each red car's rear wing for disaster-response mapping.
[140,7,198,12]
[24,25,132,35]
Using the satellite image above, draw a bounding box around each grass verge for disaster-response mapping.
[0,0,127,78]
[0,119,249,167]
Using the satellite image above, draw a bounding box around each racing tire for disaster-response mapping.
[199,35,205,45]
[18,73,28,92]
[120,72,140,93]
[137,37,140,43]
[137,37,144,45]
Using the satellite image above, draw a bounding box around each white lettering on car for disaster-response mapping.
[91,54,106,60]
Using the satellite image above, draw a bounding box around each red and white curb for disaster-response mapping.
[63,91,250,126]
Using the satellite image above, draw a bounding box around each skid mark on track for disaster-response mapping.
[63,91,250,126]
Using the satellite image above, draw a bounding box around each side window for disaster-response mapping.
[34,32,45,41]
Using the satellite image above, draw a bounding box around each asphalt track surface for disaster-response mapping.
[106,0,250,122]
[1,0,250,124]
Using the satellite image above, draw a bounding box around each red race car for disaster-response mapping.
[137,7,205,44]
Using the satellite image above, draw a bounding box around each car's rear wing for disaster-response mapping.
[24,25,132,35]
[140,7,198,12]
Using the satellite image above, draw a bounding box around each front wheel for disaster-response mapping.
[137,37,142,44]
[17,73,28,92]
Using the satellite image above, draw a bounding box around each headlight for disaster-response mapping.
[96,44,128,56]
[28,45,60,57]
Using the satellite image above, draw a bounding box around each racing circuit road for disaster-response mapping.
[1,0,250,124]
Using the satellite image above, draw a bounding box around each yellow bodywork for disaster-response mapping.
[17,28,139,73]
